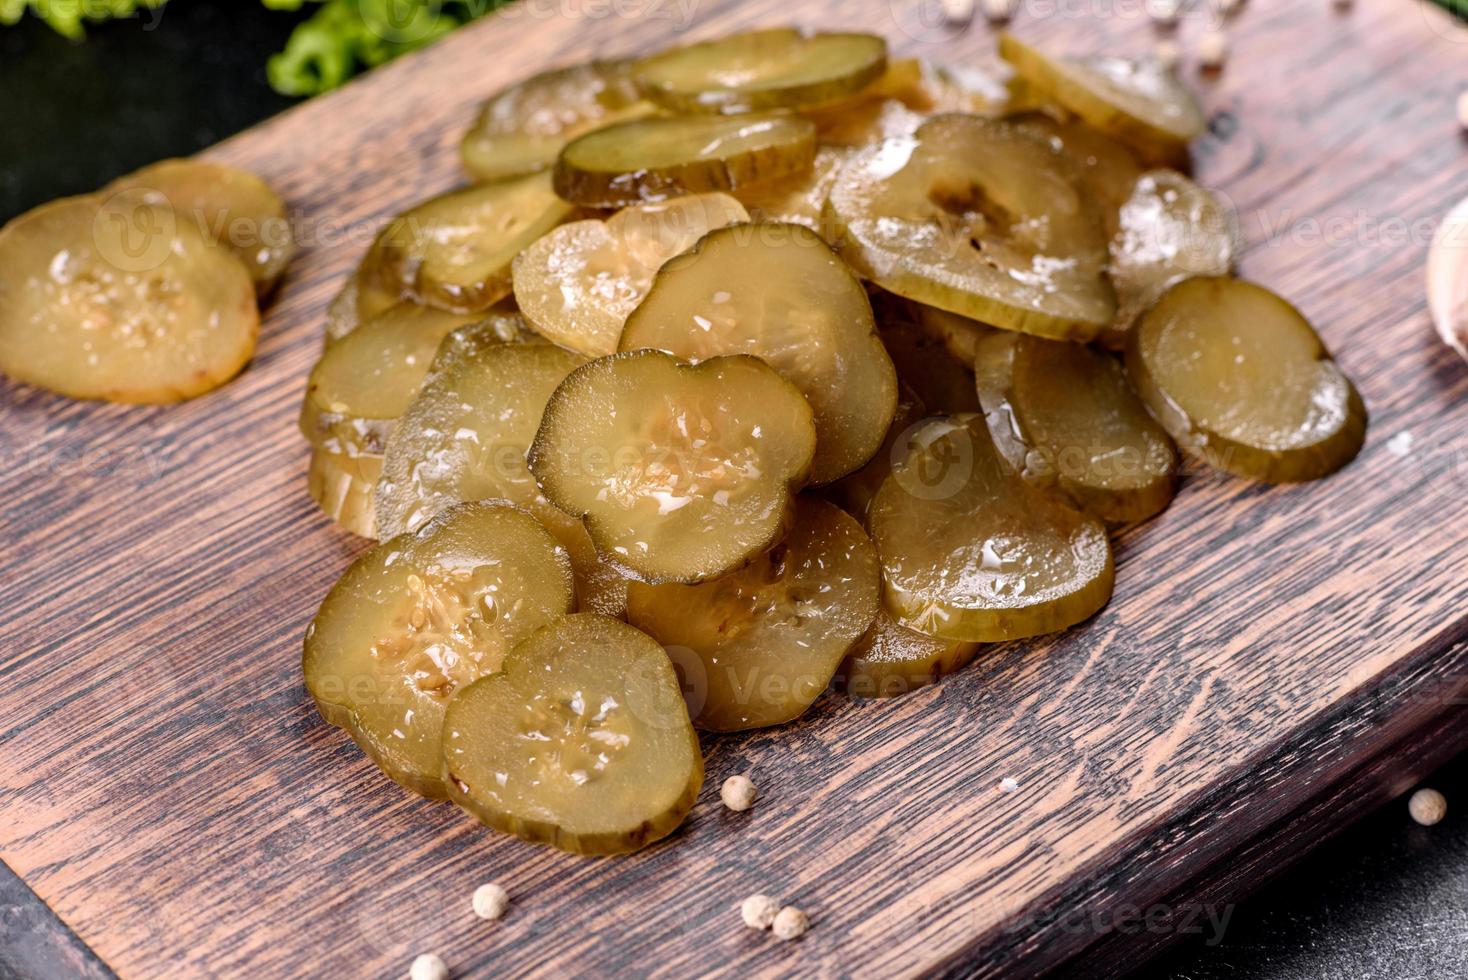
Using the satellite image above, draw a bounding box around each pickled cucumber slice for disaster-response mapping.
[625,496,879,731]
[1008,111,1143,235]
[459,60,652,183]
[308,449,382,537]
[631,29,887,114]
[825,114,1116,340]
[869,415,1114,641]
[977,333,1178,522]
[371,173,576,313]
[529,350,817,584]
[303,501,574,797]
[620,223,897,485]
[105,158,295,296]
[1101,169,1237,347]
[375,324,585,537]
[0,194,258,403]
[298,303,485,455]
[1127,277,1367,483]
[998,34,1204,167]
[838,609,979,699]
[735,145,852,238]
[443,613,703,854]
[512,193,749,357]
[553,113,817,209]
[872,292,981,415]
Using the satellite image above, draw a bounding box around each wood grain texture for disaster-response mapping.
[2,0,1467,977]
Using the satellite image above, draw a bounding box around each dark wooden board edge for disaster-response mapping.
[960,625,1468,978]
[0,861,114,980]
[1059,682,1468,979]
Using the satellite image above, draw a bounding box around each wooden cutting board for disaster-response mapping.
[4,1,1468,976]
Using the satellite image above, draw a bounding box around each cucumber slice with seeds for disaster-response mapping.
[553,113,817,209]
[620,222,897,485]
[625,496,880,731]
[371,173,576,313]
[1127,277,1367,483]
[375,322,585,538]
[529,350,817,584]
[825,114,1116,340]
[303,501,574,798]
[443,613,703,855]
[512,193,749,357]
[0,195,258,403]
[631,28,887,114]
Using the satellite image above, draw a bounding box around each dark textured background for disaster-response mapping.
[0,5,1463,978]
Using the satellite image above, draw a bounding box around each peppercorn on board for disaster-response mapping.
[3,0,1468,977]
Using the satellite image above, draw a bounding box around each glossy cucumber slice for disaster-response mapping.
[375,322,585,537]
[998,34,1204,167]
[303,501,574,797]
[105,159,294,296]
[443,613,703,855]
[631,29,887,114]
[308,449,382,537]
[459,60,653,183]
[553,112,817,209]
[298,302,486,456]
[512,193,749,357]
[625,496,880,731]
[976,333,1178,522]
[0,194,258,403]
[1127,277,1367,483]
[838,609,979,699]
[620,222,897,485]
[825,114,1116,340]
[1007,111,1143,235]
[529,350,817,584]
[371,173,576,313]
[1101,169,1237,347]
[869,415,1114,642]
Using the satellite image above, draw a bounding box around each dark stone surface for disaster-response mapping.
[1,6,1464,979]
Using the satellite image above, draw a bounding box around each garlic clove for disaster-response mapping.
[1427,193,1468,362]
